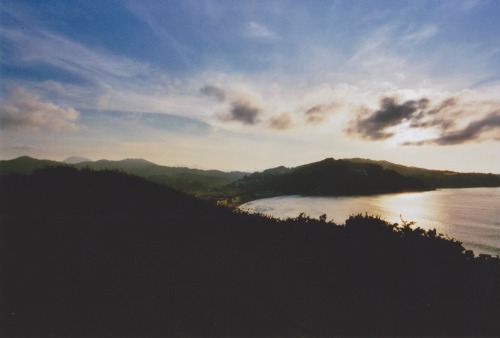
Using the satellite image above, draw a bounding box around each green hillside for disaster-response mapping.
[73,158,246,195]
[0,156,247,196]
[0,156,63,175]
[226,158,430,202]
[348,158,500,188]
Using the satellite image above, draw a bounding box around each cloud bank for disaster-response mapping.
[0,88,79,131]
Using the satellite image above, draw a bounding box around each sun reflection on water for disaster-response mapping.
[240,187,500,256]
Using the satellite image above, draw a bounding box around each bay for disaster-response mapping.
[240,187,500,256]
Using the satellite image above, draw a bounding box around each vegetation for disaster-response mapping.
[349,157,500,188]
[0,156,62,176]
[0,156,247,197]
[1,167,499,336]
[224,158,431,203]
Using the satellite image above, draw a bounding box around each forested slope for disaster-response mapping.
[226,158,430,201]
[349,158,500,188]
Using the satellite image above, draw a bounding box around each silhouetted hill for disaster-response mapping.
[63,156,92,164]
[73,158,247,195]
[0,156,247,196]
[227,158,430,201]
[2,167,499,336]
[77,158,158,170]
[0,156,62,175]
[349,158,500,188]
[261,165,291,175]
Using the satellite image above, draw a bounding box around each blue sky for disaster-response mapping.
[1,0,499,172]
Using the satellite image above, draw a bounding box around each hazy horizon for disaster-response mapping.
[1,1,499,173]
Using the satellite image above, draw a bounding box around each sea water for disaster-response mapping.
[240,187,500,256]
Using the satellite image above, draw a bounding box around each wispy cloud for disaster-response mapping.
[125,3,192,68]
[0,27,155,88]
[245,21,279,39]
[304,104,339,124]
[460,0,484,12]
[0,88,79,131]
[402,25,439,43]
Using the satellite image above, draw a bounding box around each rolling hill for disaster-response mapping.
[348,158,500,188]
[0,156,247,196]
[63,156,92,164]
[0,156,62,175]
[225,158,431,202]
[2,156,499,203]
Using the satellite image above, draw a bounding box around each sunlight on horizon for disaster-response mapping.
[0,1,499,173]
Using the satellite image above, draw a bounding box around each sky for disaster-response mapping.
[1,0,499,172]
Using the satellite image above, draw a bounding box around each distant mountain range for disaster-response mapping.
[1,156,499,202]
[0,156,61,176]
[0,156,247,196]
[63,156,92,164]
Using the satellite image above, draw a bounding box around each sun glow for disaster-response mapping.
[387,122,439,147]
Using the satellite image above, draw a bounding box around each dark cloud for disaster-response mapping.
[348,97,427,140]
[202,84,262,126]
[200,85,226,101]
[410,118,455,130]
[409,97,460,130]
[304,104,338,124]
[268,113,293,130]
[222,101,261,125]
[403,111,500,146]
[426,97,457,115]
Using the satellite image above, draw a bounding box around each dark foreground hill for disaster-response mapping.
[1,167,500,336]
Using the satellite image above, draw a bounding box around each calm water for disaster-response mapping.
[240,187,500,256]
